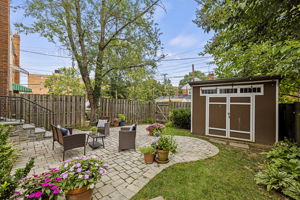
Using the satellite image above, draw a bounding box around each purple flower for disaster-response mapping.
[62,173,68,179]
[82,157,88,161]
[95,163,99,167]
[44,174,51,177]
[90,184,95,189]
[64,163,68,168]
[69,167,74,171]
[99,168,106,175]
[34,191,43,198]
[78,174,83,178]
[44,178,51,182]
[53,188,60,194]
[76,163,81,168]
[76,168,82,173]
[103,164,108,168]
[84,175,89,179]
[86,170,91,174]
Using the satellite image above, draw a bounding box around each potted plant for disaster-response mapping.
[59,155,107,200]
[146,123,165,136]
[89,126,97,135]
[152,135,177,164]
[19,168,63,200]
[138,146,156,164]
[113,118,120,127]
[118,114,126,126]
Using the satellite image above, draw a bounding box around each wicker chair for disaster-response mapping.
[118,126,137,151]
[91,117,110,137]
[51,125,86,161]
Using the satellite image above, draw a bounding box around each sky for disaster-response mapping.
[10,0,215,86]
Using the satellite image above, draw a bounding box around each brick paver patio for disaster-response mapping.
[13,125,219,200]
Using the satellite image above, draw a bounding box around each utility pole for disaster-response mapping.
[192,64,195,82]
[162,73,168,89]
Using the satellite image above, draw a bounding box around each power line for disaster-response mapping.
[21,49,72,59]
[160,56,211,62]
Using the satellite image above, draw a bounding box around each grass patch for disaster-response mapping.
[132,128,283,200]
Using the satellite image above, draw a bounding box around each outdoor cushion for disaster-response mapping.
[129,124,136,131]
[60,128,69,136]
[97,120,108,128]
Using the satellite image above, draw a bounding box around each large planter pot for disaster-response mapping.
[113,122,119,127]
[119,121,125,126]
[66,187,93,200]
[156,149,169,162]
[143,153,154,164]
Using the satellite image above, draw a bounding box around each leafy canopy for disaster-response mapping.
[194,0,300,101]
[44,67,86,96]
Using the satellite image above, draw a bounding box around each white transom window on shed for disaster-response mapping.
[200,85,264,96]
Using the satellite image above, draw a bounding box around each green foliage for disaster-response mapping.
[118,114,126,122]
[170,108,191,129]
[194,0,300,100]
[152,135,177,154]
[164,122,175,128]
[89,126,97,132]
[138,146,156,154]
[0,124,35,199]
[255,140,300,199]
[142,117,155,124]
[44,67,86,96]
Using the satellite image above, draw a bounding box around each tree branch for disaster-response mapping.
[101,0,160,50]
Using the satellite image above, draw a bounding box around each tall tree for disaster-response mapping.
[16,0,163,122]
[44,67,86,96]
[194,0,300,101]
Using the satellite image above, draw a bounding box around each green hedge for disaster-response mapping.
[170,108,191,129]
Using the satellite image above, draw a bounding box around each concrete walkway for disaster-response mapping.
[13,125,219,200]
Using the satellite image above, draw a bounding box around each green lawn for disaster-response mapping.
[131,128,284,200]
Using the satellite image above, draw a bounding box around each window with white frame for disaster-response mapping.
[200,85,263,96]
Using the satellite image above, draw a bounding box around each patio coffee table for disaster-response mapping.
[86,132,105,149]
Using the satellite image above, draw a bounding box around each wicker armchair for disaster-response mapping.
[51,125,86,161]
[91,117,110,137]
[118,126,137,151]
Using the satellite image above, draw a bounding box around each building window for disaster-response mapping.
[240,87,261,93]
[201,89,217,94]
[219,88,238,94]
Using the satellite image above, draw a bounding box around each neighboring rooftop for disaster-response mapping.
[189,75,281,86]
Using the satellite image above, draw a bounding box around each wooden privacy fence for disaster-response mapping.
[279,102,300,144]
[98,98,155,123]
[155,102,191,123]
[11,94,85,129]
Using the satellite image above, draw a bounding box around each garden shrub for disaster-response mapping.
[0,124,34,199]
[164,121,175,128]
[143,117,155,124]
[169,108,191,129]
[255,140,300,199]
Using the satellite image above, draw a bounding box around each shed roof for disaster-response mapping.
[189,75,281,86]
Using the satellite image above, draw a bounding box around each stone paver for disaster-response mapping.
[13,125,219,200]
[229,142,249,149]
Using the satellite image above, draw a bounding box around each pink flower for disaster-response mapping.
[44,178,51,182]
[64,163,68,168]
[51,185,57,190]
[32,174,39,177]
[76,168,82,173]
[27,193,35,198]
[34,191,43,198]
[53,188,60,194]
[15,191,21,195]
[49,168,59,172]
[90,184,95,189]
[44,174,51,177]
[41,183,49,187]
[55,177,62,182]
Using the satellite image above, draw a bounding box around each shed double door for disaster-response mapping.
[206,96,254,142]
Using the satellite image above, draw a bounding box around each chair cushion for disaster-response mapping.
[129,124,136,131]
[97,120,108,128]
[60,128,69,136]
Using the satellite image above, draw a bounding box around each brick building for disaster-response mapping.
[28,74,50,94]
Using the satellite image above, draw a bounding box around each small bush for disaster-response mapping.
[164,122,174,128]
[170,108,191,129]
[143,117,155,124]
[255,140,300,199]
[0,124,34,199]
[138,146,156,154]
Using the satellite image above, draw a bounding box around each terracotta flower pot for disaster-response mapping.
[143,153,154,164]
[66,187,93,200]
[113,122,119,127]
[156,149,169,162]
[148,130,153,136]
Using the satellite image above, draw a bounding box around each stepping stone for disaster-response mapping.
[229,142,249,149]
[150,196,165,200]
[209,138,226,145]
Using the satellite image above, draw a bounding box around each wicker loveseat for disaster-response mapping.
[118,126,137,151]
[51,125,86,160]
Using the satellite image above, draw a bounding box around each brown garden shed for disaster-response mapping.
[189,75,281,145]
